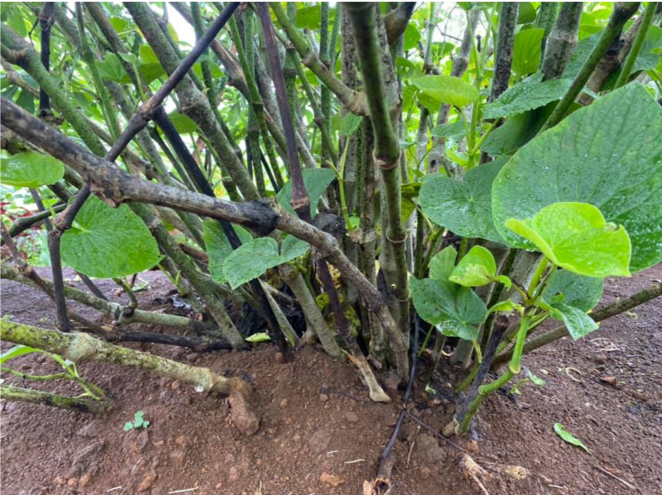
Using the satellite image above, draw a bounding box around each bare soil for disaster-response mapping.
[1,265,660,495]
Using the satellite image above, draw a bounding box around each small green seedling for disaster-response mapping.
[510,369,546,395]
[123,410,150,431]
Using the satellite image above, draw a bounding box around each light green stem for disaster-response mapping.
[614,2,657,89]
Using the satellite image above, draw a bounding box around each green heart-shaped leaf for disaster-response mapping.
[203,221,253,284]
[420,158,508,243]
[492,83,662,272]
[277,168,336,219]
[61,196,161,278]
[505,202,631,278]
[1,152,64,188]
[428,246,457,283]
[410,279,486,340]
[221,236,310,289]
[542,269,604,312]
[411,75,479,107]
[450,246,497,287]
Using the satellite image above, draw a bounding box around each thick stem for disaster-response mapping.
[257,4,392,391]
[541,3,582,80]
[280,265,343,359]
[541,2,641,131]
[346,3,410,348]
[383,2,416,45]
[1,98,407,377]
[1,320,260,434]
[536,2,559,66]
[489,3,519,102]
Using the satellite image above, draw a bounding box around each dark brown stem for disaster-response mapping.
[37,2,54,118]
[489,3,519,102]
[153,107,289,355]
[455,316,510,428]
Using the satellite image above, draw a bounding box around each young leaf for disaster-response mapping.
[420,158,508,243]
[277,168,336,219]
[543,270,604,312]
[411,75,479,107]
[549,302,599,340]
[492,83,662,273]
[483,78,572,120]
[222,236,309,290]
[487,299,523,315]
[554,423,590,453]
[61,196,161,279]
[0,344,38,364]
[340,112,362,136]
[449,246,497,287]
[0,152,64,188]
[504,202,631,278]
[429,246,457,283]
[512,28,544,76]
[410,279,486,340]
[203,221,253,284]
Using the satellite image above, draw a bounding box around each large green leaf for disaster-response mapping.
[222,236,310,289]
[542,269,604,312]
[411,75,479,107]
[493,83,662,273]
[61,196,161,278]
[203,220,253,284]
[429,246,457,283]
[0,152,64,188]
[277,168,336,218]
[420,158,507,243]
[483,78,571,120]
[450,246,497,287]
[505,202,631,278]
[481,103,556,156]
[410,278,487,340]
[512,28,544,76]
[431,121,466,141]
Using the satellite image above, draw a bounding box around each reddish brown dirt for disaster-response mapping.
[1,265,661,495]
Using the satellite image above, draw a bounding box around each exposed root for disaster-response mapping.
[349,353,391,403]
[461,454,491,495]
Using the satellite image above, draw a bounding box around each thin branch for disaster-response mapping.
[614,2,658,89]
[270,2,368,116]
[384,2,417,45]
[37,2,54,118]
[541,2,641,132]
[493,281,662,369]
[1,98,407,374]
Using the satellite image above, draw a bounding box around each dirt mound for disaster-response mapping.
[2,266,661,494]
